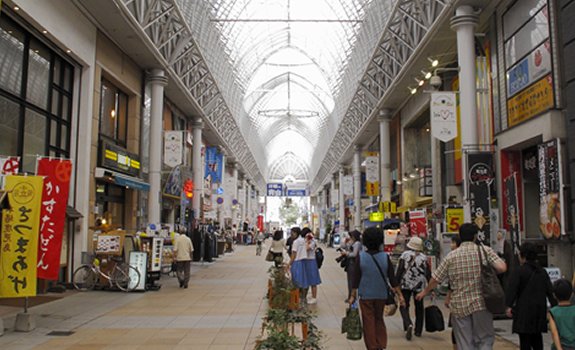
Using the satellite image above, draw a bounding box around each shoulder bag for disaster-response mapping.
[369,253,399,316]
[478,244,506,314]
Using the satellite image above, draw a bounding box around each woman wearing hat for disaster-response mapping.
[396,236,431,340]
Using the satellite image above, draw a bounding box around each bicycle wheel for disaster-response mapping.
[72,265,97,291]
[112,263,140,292]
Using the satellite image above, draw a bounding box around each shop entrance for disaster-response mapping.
[96,181,126,228]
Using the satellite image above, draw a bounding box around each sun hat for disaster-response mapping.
[407,236,423,252]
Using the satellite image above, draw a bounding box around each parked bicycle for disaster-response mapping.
[73,255,140,292]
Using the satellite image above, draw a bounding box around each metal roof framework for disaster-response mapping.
[115,0,452,193]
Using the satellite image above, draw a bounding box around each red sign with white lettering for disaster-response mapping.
[36,158,72,280]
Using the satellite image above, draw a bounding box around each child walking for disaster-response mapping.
[549,278,575,350]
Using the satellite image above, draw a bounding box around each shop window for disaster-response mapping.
[96,181,126,228]
[99,79,128,146]
[0,15,74,170]
[0,17,25,96]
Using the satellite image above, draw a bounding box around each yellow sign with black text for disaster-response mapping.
[0,176,43,297]
[507,75,554,128]
[445,207,464,234]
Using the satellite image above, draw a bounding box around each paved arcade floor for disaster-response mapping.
[0,242,520,349]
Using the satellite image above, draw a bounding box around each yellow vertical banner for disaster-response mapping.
[0,175,44,297]
[364,151,379,196]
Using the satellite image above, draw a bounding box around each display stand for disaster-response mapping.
[140,236,163,291]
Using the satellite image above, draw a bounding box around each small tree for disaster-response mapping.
[279,198,299,227]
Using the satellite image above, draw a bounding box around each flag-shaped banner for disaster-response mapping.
[36,158,72,280]
[0,175,43,297]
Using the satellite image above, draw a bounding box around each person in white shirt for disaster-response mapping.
[173,231,194,288]
[269,230,286,267]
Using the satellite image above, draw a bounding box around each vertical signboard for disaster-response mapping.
[538,139,564,238]
[467,152,495,244]
[409,210,427,237]
[504,173,521,256]
[364,152,379,196]
[342,175,354,196]
[445,207,464,233]
[36,158,72,280]
[0,176,44,297]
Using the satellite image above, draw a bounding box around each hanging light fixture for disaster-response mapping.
[428,57,439,67]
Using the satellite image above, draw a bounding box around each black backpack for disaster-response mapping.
[315,247,324,269]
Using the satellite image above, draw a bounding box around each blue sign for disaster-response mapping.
[286,189,307,197]
[346,199,354,206]
[216,187,224,195]
[508,58,529,97]
[204,147,223,183]
[267,183,283,196]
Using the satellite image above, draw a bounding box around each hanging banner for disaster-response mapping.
[430,92,457,142]
[409,210,427,237]
[36,158,72,280]
[343,175,354,196]
[0,175,44,297]
[364,152,379,196]
[504,173,521,256]
[204,147,223,184]
[538,139,564,238]
[467,152,495,244]
[163,131,184,168]
[267,183,283,197]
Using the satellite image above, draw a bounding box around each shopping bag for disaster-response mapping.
[346,301,362,340]
[478,245,506,314]
[384,289,399,316]
[265,250,274,262]
[341,307,351,333]
[424,304,445,332]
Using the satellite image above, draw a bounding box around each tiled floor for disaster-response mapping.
[0,242,520,349]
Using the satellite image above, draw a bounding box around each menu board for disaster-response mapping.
[129,251,147,291]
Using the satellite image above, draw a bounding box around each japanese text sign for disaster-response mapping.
[36,158,72,280]
[0,175,43,297]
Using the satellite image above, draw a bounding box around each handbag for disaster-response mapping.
[478,244,506,315]
[424,304,445,332]
[341,307,351,334]
[369,254,399,316]
[265,249,274,262]
[345,301,362,340]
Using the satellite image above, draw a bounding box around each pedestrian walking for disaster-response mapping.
[505,242,557,350]
[269,230,286,267]
[416,223,507,350]
[340,230,362,302]
[302,227,321,304]
[289,227,321,305]
[348,227,405,350]
[396,236,430,340]
[173,230,194,288]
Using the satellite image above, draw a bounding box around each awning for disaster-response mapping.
[66,206,83,219]
[95,167,150,191]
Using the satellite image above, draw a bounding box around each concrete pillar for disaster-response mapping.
[217,148,226,227]
[147,69,168,225]
[431,137,443,210]
[451,5,479,221]
[339,167,346,231]
[353,145,362,230]
[331,173,337,228]
[379,109,392,202]
[240,178,247,227]
[231,162,239,227]
[192,118,204,222]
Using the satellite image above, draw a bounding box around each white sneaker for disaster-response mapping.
[307,298,317,304]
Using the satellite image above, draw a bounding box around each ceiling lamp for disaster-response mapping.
[428,57,439,67]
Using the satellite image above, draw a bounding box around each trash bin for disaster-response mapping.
[217,240,226,255]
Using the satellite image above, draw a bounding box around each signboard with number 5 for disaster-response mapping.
[445,207,464,233]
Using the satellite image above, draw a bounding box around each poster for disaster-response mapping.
[538,139,563,238]
[129,251,147,291]
[504,173,521,256]
[343,175,353,196]
[507,74,554,127]
[36,158,72,280]
[204,147,223,184]
[408,210,427,237]
[467,152,495,244]
[445,207,464,233]
[0,176,44,297]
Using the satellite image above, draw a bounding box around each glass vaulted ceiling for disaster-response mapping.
[180,0,390,185]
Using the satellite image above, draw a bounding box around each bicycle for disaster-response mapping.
[73,255,140,292]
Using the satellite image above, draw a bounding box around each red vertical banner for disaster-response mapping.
[257,215,264,233]
[36,158,72,280]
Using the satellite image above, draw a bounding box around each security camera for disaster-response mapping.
[429,75,442,88]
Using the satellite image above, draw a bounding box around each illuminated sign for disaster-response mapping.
[100,140,140,177]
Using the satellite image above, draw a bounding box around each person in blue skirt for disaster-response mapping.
[289,226,322,305]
